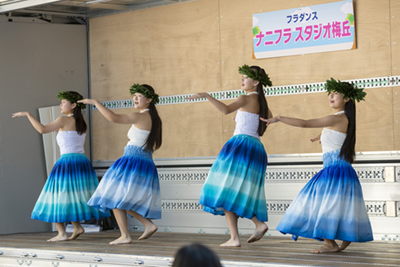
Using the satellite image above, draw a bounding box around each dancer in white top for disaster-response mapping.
[189,65,273,247]
[262,78,373,253]
[13,91,109,242]
[79,84,162,245]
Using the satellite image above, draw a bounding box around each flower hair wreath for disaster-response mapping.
[129,84,160,105]
[325,78,366,103]
[57,91,86,110]
[238,64,272,87]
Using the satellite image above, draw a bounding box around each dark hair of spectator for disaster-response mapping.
[172,243,222,267]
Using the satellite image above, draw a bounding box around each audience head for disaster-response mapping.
[172,243,222,267]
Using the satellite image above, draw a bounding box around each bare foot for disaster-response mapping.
[109,236,132,245]
[311,244,341,254]
[68,226,85,240]
[247,223,268,243]
[220,239,241,247]
[47,234,68,242]
[339,241,351,251]
[138,224,158,240]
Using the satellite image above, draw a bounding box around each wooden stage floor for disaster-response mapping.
[0,231,400,266]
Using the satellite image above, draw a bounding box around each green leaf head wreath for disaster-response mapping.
[238,64,272,87]
[325,78,366,102]
[129,84,160,105]
[57,91,86,110]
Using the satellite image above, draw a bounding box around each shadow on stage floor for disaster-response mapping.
[0,231,399,266]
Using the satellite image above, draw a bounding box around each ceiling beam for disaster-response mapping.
[15,8,86,17]
[0,0,62,13]
[87,0,195,18]
[54,1,130,10]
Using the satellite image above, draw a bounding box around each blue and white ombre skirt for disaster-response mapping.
[199,134,268,221]
[31,153,110,223]
[87,145,161,219]
[276,149,373,242]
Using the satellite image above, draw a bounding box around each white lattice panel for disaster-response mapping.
[158,168,209,183]
[95,162,400,238]
[159,199,386,216]
[265,168,320,182]
[155,165,388,183]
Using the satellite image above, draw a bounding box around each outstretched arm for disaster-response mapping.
[78,99,139,124]
[261,114,340,128]
[12,112,64,134]
[189,93,247,115]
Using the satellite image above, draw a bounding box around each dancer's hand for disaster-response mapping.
[78,99,98,105]
[260,117,279,125]
[188,92,208,100]
[310,134,321,143]
[12,111,29,118]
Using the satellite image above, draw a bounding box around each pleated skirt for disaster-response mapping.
[199,134,268,221]
[276,150,373,242]
[31,153,110,223]
[87,145,161,219]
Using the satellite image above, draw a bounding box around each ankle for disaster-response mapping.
[230,235,240,241]
[144,223,157,230]
[325,241,339,248]
[123,234,132,239]
[256,222,267,228]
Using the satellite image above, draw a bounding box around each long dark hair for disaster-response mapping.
[339,83,356,163]
[68,91,87,135]
[141,84,162,151]
[172,243,222,267]
[250,66,269,136]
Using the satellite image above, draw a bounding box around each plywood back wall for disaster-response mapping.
[90,0,399,161]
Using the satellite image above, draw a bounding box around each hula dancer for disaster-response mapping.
[189,65,273,247]
[261,78,373,253]
[79,84,162,245]
[12,91,110,242]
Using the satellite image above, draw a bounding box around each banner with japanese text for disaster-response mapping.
[252,0,355,59]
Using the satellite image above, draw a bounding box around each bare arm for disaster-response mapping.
[78,99,140,124]
[261,114,341,128]
[310,133,321,143]
[189,93,247,115]
[12,112,65,134]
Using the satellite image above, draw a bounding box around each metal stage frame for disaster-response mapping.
[1,231,400,267]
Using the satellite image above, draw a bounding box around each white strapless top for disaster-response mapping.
[320,128,347,154]
[320,110,347,154]
[233,110,260,139]
[127,124,150,147]
[56,131,85,155]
